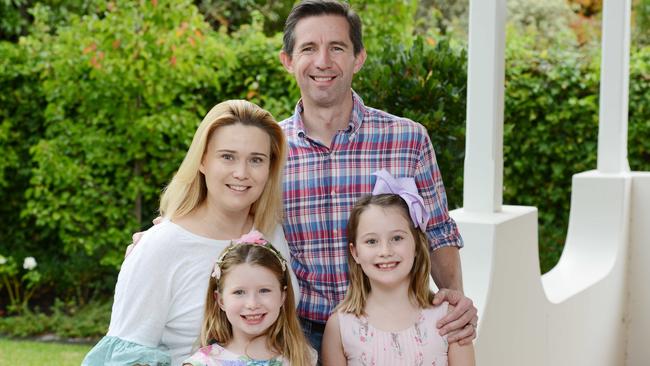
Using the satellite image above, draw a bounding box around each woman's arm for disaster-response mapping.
[322,312,347,366]
[107,229,173,343]
[84,226,175,364]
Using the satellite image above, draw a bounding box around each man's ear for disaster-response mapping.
[353,48,367,74]
[279,50,294,73]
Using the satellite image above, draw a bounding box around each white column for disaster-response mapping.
[597,0,631,173]
[463,0,507,213]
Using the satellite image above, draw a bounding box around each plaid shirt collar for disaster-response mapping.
[289,89,365,139]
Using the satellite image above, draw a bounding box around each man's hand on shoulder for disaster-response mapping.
[433,288,478,345]
[125,216,164,258]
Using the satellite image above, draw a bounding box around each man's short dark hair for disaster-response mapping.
[283,0,364,57]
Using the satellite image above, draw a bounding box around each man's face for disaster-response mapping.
[280,15,366,109]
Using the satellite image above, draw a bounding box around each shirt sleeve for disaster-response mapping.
[414,125,464,251]
[269,224,301,307]
[82,335,171,366]
[105,225,176,347]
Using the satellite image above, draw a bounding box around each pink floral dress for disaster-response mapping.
[338,302,449,366]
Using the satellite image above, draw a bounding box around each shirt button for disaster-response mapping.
[331,189,336,195]
[333,229,338,235]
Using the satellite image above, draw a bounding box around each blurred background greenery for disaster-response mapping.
[0,0,648,340]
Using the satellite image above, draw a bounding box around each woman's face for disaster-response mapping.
[200,124,271,216]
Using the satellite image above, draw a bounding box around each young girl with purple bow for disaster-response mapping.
[321,170,475,366]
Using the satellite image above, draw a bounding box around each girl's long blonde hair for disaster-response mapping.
[159,100,286,235]
[337,194,435,316]
[199,243,313,365]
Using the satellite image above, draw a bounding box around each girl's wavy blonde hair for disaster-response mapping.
[199,243,313,365]
[159,99,286,235]
[336,194,435,315]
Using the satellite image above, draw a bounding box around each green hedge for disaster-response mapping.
[0,299,110,339]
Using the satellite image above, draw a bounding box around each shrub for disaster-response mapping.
[0,299,110,339]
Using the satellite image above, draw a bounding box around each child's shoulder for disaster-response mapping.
[333,309,362,324]
[424,301,450,320]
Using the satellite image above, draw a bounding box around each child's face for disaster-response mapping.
[350,205,416,289]
[218,263,285,342]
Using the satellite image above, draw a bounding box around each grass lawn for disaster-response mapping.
[0,338,92,365]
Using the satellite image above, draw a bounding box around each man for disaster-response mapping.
[277,0,477,353]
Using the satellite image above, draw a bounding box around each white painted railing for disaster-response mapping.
[457,0,649,364]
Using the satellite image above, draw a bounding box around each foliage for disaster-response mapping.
[0,40,49,291]
[354,36,467,209]
[0,0,104,41]
[0,255,42,314]
[419,0,469,38]
[1,0,32,40]
[503,31,601,271]
[634,0,650,46]
[220,13,298,119]
[508,0,576,36]
[195,0,293,36]
[628,46,650,171]
[47,298,111,339]
[352,0,419,54]
[419,0,596,48]
[0,299,110,338]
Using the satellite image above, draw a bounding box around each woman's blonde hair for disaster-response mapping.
[159,100,286,235]
[199,243,313,365]
[337,194,435,316]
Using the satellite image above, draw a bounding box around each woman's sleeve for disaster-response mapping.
[270,224,301,307]
[83,227,175,364]
[82,336,171,366]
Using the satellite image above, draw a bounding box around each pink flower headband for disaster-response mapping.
[211,230,287,280]
[372,169,430,232]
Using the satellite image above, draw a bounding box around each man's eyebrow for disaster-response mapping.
[295,40,350,50]
[330,41,349,48]
[296,41,316,49]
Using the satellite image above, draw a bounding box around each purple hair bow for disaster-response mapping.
[372,169,430,232]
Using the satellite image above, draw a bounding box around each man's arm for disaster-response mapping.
[430,246,478,345]
[430,245,463,291]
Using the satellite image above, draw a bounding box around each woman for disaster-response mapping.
[83,100,296,365]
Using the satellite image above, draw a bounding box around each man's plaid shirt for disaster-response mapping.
[279,91,463,323]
